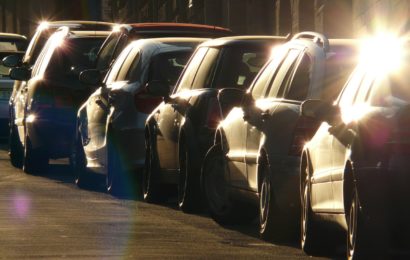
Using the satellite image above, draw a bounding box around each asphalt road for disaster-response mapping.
[0,142,329,259]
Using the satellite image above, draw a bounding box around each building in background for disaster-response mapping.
[0,0,408,39]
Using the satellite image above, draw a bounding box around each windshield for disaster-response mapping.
[0,39,27,52]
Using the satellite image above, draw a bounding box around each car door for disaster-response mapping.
[331,67,370,212]
[244,48,302,191]
[155,47,210,170]
[84,45,134,168]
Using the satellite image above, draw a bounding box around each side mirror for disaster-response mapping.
[2,55,21,68]
[79,69,102,85]
[301,99,339,123]
[10,67,31,81]
[218,88,245,116]
[145,80,170,97]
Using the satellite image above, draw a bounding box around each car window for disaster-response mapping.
[24,30,52,65]
[46,37,105,79]
[267,48,301,98]
[111,34,129,63]
[175,47,208,93]
[337,67,366,109]
[0,39,26,51]
[105,44,134,86]
[95,32,121,71]
[211,45,271,90]
[250,48,288,100]
[284,53,312,101]
[190,47,220,90]
[145,51,192,89]
[115,47,139,82]
[368,71,410,107]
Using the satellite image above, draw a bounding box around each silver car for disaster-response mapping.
[74,37,206,195]
[0,33,27,136]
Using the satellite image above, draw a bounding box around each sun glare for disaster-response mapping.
[360,33,406,74]
[37,21,49,31]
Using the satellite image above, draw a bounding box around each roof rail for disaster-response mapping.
[55,26,70,35]
[292,31,330,53]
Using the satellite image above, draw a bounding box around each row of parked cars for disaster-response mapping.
[2,20,408,259]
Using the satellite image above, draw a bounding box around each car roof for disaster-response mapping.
[0,33,27,41]
[199,35,287,48]
[40,20,114,31]
[68,30,111,38]
[117,22,232,37]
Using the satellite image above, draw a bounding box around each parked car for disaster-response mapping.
[6,20,113,167]
[202,32,359,241]
[300,37,409,258]
[74,37,206,195]
[9,27,110,174]
[0,33,27,136]
[144,36,285,212]
[94,23,232,76]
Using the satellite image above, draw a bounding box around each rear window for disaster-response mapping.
[0,38,26,52]
[212,45,271,90]
[46,37,105,79]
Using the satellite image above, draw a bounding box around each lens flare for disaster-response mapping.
[37,21,49,31]
[360,33,406,74]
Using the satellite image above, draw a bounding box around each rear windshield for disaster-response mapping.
[46,37,105,79]
[0,38,27,52]
[212,45,272,89]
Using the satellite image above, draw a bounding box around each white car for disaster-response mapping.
[74,37,206,195]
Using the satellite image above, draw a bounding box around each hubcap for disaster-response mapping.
[348,195,357,259]
[260,174,270,228]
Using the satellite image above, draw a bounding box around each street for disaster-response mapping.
[0,142,326,259]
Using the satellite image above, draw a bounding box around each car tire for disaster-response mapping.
[9,124,23,168]
[202,144,256,224]
[178,140,201,213]
[300,155,325,255]
[70,136,90,188]
[23,134,48,175]
[106,131,124,196]
[142,134,166,203]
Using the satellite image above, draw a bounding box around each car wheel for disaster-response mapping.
[142,134,166,203]
[300,156,322,255]
[202,144,255,224]
[178,141,201,213]
[106,131,123,196]
[9,124,23,168]
[23,134,48,175]
[70,136,90,188]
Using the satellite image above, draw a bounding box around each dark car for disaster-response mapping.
[0,33,27,136]
[300,38,410,258]
[202,32,359,241]
[94,23,232,76]
[74,37,206,195]
[9,27,110,174]
[144,36,285,212]
[7,20,114,167]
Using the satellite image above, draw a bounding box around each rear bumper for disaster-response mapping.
[26,118,75,158]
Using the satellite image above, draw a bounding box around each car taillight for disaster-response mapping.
[205,98,222,129]
[134,88,162,114]
[289,116,319,156]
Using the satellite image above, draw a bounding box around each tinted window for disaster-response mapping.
[285,53,312,101]
[175,47,208,93]
[211,45,270,90]
[105,45,133,85]
[250,49,288,100]
[190,47,220,90]
[46,37,105,79]
[337,67,365,108]
[267,49,301,98]
[369,72,410,107]
[145,51,192,88]
[95,32,120,71]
